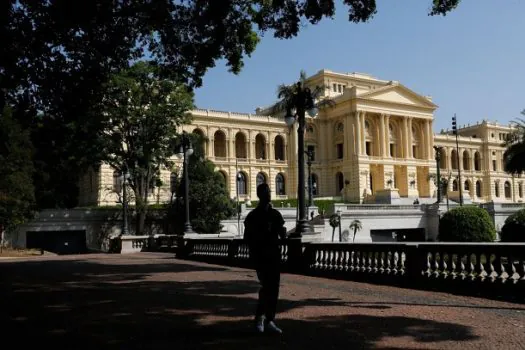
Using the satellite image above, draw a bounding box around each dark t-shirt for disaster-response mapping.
[244,205,285,267]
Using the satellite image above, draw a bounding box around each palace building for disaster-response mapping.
[78,69,522,206]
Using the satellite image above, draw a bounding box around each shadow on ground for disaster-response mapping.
[0,255,479,349]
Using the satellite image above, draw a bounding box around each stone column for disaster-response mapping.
[249,131,255,160]
[355,111,361,155]
[402,117,408,158]
[210,136,215,157]
[427,120,433,160]
[361,112,367,154]
[408,118,413,158]
[384,114,391,157]
[344,114,351,159]
[379,114,385,157]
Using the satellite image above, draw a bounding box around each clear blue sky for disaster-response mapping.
[194,0,525,133]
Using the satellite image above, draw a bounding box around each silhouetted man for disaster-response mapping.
[244,183,286,334]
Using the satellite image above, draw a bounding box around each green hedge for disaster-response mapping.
[500,208,525,242]
[438,206,496,242]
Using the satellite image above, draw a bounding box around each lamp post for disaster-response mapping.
[433,146,443,204]
[176,131,195,234]
[120,166,131,236]
[451,114,463,206]
[305,149,314,208]
[236,170,242,237]
[284,82,318,237]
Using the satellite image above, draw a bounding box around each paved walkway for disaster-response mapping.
[1,253,524,349]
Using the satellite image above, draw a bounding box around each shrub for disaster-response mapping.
[500,208,525,242]
[438,206,496,242]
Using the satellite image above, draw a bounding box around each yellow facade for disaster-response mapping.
[79,69,523,206]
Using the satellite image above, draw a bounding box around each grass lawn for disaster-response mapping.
[0,248,44,257]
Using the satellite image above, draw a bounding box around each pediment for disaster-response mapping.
[358,84,437,109]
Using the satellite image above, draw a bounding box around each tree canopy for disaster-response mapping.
[0,107,35,232]
[1,0,463,209]
[170,133,236,234]
[96,61,194,234]
[503,112,525,175]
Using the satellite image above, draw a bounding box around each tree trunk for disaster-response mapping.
[134,177,148,235]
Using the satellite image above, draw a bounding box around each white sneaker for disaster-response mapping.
[265,321,283,334]
[255,317,265,333]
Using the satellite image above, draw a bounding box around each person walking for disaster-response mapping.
[244,183,287,334]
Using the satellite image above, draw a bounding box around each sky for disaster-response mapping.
[194,0,525,133]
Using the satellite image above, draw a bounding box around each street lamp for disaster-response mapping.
[236,171,242,237]
[451,114,463,206]
[120,166,131,236]
[305,149,314,208]
[284,82,318,237]
[176,131,195,234]
[433,145,443,204]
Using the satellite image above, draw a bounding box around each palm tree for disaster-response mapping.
[503,113,525,175]
[329,214,340,242]
[349,219,362,243]
[269,70,335,118]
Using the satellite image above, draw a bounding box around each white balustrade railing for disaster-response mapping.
[176,238,525,294]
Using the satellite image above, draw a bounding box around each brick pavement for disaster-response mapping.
[1,252,524,349]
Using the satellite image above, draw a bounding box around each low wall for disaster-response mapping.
[219,202,524,243]
[7,208,167,252]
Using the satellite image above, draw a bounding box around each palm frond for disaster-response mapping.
[299,70,307,84]
[315,97,336,110]
[503,142,525,175]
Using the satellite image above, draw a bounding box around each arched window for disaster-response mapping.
[476,180,482,198]
[504,181,512,199]
[336,172,344,194]
[519,183,523,198]
[311,173,319,195]
[218,171,228,190]
[439,148,447,169]
[462,150,470,170]
[214,130,227,158]
[474,152,481,171]
[451,150,458,170]
[113,170,121,192]
[276,173,286,195]
[255,134,266,159]
[274,135,285,161]
[464,180,470,192]
[237,172,247,195]
[192,128,206,154]
[495,181,500,197]
[256,172,266,187]
[452,179,458,191]
[235,132,247,159]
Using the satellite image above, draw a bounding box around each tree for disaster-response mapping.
[329,214,341,242]
[438,206,496,242]
[96,61,194,234]
[500,209,525,242]
[0,106,35,246]
[2,1,462,208]
[170,133,236,234]
[503,113,525,175]
[349,219,362,243]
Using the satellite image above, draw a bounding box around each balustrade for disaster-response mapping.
[175,238,525,295]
